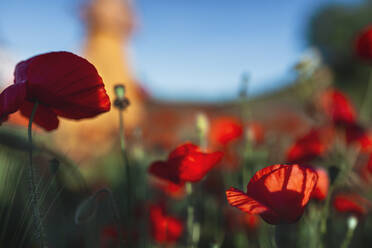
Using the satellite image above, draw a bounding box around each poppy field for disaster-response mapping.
[3,7,372,248]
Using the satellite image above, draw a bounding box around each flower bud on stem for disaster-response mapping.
[196,113,209,150]
[340,216,358,248]
[114,84,132,245]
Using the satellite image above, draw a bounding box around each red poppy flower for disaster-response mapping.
[333,193,371,217]
[226,164,318,225]
[319,88,356,126]
[209,116,243,146]
[345,123,372,153]
[149,143,223,184]
[0,51,110,131]
[286,127,332,163]
[246,121,265,145]
[311,167,329,201]
[355,26,372,61]
[150,204,183,244]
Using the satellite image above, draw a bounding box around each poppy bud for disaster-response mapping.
[196,112,209,148]
[348,216,358,230]
[114,84,130,110]
[196,112,209,137]
[114,85,125,100]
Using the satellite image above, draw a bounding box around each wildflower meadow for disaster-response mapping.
[2,1,372,248]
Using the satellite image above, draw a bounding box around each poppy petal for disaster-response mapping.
[226,187,270,214]
[286,128,331,163]
[345,123,372,153]
[319,89,356,125]
[333,193,371,217]
[0,83,27,122]
[168,143,199,160]
[164,216,184,243]
[149,143,222,183]
[150,205,183,244]
[248,164,285,187]
[209,116,243,146]
[247,164,318,223]
[249,165,318,205]
[311,167,329,201]
[19,101,59,131]
[178,151,223,182]
[14,51,111,120]
[148,160,180,184]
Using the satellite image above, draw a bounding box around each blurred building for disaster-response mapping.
[54,0,316,164]
[1,0,319,165]
[54,0,146,162]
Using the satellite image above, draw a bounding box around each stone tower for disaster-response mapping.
[55,0,145,163]
[82,0,144,129]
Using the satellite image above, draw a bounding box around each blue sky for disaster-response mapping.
[0,0,363,101]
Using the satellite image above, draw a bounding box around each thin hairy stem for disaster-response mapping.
[27,102,48,248]
[118,109,132,241]
[186,182,195,248]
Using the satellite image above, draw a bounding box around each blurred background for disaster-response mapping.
[0,0,367,100]
[2,0,372,155]
[2,0,372,247]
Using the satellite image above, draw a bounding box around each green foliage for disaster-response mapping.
[307,0,372,103]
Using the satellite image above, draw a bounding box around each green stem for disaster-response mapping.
[241,138,252,189]
[27,101,48,248]
[239,91,251,189]
[319,183,334,247]
[186,182,195,248]
[360,69,372,122]
[118,108,126,155]
[118,109,131,243]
